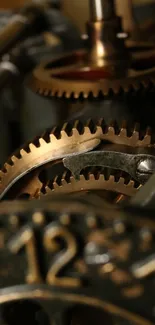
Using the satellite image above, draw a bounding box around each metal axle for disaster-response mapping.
[89,0,116,21]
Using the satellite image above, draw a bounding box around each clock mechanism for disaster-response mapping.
[0,1,155,325]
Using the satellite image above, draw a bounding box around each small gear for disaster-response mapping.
[40,169,141,203]
[0,119,152,200]
[28,0,155,99]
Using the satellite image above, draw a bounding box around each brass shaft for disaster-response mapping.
[89,0,116,21]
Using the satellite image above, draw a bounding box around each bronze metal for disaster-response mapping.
[28,0,155,99]
[0,119,152,200]
[29,54,155,98]
[40,170,141,202]
[117,0,155,42]
[116,0,137,33]
[0,194,155,319]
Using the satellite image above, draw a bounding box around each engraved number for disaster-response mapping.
[8,224,80,287]
[8,226,42,284]
[44,225,80,287]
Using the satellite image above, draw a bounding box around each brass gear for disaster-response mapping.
[40,169,141,203]
[28,47,155,99]
[0,119,152,200]
[28,0,155,99]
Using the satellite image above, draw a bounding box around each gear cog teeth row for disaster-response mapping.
[32,73,155,99]
[0,117,152,199]
[54,168,135,186]
[41,170,141,198]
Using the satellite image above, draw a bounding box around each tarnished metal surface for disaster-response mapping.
[0,197,155,324]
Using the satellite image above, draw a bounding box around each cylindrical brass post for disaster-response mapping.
[87,0,129,69]
[89,0,116,21]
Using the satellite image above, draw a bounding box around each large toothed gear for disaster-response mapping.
[0,119,153,200]
[28,48,155,99]
[28,0,155,99]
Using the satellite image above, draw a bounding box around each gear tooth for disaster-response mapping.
[3,162,11,172]
[107,126,115,135]
[131,131,139,142]
[39,138,46,146]
[109,175,115,182]
[131,123,140,141]
[68,92,72,98]
[72,128,80,136]
[29,143,37,151]
[53,176,60,188]
[128,180,135,187]
[60,130,68,138]
[20,148,27,157]
[83,92,88,99]
[53,181,59,189]
[49,132,56,141]
[43,186,48,195]
[118,177,125,185]
[70,176,76,183]
[98,173,104,180]
[65,92,71,99]
[142,134,151,146]
[133,123,140,132]
[80,174,86,181]
[61,178,67,186]
[74,92,79,99]
[10,155,18,163]
[120,127,127,137]
[83,125,92,135]
[89,173,95,181]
